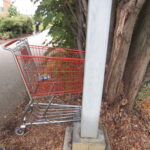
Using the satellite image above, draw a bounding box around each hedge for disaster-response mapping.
[0,15,33,39]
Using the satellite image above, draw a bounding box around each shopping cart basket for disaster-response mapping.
[4,38,85,135]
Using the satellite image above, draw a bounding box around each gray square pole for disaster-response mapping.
[81,0,112,138]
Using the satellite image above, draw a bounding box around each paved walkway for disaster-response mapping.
[0,47,27,129]
[28,29,52,45]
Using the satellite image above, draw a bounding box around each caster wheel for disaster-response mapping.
[15,127,25,135]
[28,106,33,112]
[25,106,33,112]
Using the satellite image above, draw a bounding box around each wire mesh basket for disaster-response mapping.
[4,38,85,135]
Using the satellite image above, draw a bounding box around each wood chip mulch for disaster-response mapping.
[1,94,150,150]
[0,94,81,150]
[101,100,150,150]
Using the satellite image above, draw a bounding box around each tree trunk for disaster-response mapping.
[81,0,88,19]
[123,1,150,111]
[106,0,118,64]
[144,63,150,82]
[76,0,85,58]
[104,0,145,104]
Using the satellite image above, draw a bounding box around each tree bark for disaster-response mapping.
[123,1,150,111]
[81,0,88,18]
[144,63,150,82]
[106,0,118,64]
[76,0,85,58]
[104,0,145,103]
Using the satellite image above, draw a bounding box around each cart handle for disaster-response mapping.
[4,39,18,47]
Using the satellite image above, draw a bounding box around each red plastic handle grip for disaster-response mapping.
[4,40,18,47]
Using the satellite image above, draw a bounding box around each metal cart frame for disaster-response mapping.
[4,38,84,135]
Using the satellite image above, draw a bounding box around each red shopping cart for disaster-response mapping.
[4,38,85,135]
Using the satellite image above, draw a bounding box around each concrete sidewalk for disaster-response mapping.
[0,48,27,129]
[28,29,51,45]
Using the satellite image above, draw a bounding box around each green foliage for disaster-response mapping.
[137,80,150,101]
[43,48,51,56]
[0,16,33,39]
[33,0,77,48]
[8,4,19,17]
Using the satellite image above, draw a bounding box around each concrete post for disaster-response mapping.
[81,0,112,138]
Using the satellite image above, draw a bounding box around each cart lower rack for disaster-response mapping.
[4,39,85,135]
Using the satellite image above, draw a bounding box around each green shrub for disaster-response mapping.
[0,32,14,40]
[0,33,9,40]
[0,15,33,38]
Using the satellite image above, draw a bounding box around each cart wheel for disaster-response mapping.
[25,105,33,112]
[15,127,25,135]
[27,106,33,112]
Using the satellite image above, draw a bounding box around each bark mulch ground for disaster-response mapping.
[101,99,150,150]
[0,95,81,150]
[1,94,150,150]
